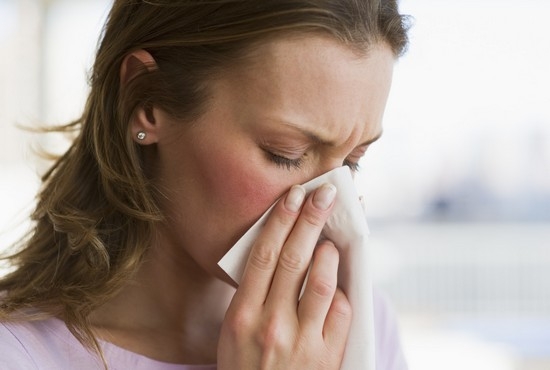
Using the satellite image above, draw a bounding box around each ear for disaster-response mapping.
[131,105,161,145]
[121,50,160,145]
[120,49,157,86]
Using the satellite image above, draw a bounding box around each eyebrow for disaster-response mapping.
[278,120,383,148]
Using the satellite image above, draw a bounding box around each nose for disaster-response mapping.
[308,158,348,182]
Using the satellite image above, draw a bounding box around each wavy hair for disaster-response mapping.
[0,0,410,361]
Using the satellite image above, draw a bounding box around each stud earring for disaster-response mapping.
[136,131,146,140]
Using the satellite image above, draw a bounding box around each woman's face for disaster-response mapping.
[151,35,394,281]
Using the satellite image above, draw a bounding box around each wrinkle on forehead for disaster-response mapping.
[215,34,394,150]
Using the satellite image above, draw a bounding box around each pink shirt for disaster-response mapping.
[0,290,407,370]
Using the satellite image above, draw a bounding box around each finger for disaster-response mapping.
[266,183,337,307]
[234,185,306,307]
[297,240,339,334]
[323,288,352,351]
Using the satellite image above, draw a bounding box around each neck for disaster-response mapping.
[90,234,235,364]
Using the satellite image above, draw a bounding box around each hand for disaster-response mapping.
[218,184,352,370]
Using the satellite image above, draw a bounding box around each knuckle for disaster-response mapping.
[315,240,339,260]
[249,242,279,271]
[278,249,308,273]
[332,291,352,318]
[309,276,336,298]
[225,306,255,337]
[268,201,299,228]
[299,206,327,228]
[256,314,289,352]
[276,210,299,228]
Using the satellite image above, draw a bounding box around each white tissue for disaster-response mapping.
[218,166,374,370]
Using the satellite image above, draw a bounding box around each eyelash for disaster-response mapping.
[265,151,361,172]
[344,160,361,172]
[266,152,304,170]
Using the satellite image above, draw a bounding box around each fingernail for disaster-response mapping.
[313,183,337,210]
[285,185,306,212]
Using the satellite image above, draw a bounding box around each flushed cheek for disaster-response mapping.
[197,145,286,239]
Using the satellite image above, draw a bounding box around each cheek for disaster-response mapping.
[197,142,284,230]
[224,163,274,209]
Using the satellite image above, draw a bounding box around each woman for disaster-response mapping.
[0,0,409,369]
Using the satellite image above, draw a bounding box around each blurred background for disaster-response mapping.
[1,1,549,369]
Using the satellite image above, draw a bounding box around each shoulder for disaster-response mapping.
[0,317,103,370]
[0,317,216,370]
[372,288,409,370]
[0,320,37,369]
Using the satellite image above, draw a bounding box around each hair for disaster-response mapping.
[0,0,410,362]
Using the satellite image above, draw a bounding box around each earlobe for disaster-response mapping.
[131,106,160,145]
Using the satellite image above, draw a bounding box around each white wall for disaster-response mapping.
[0,0,110,248]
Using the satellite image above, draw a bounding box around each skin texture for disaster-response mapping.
[90,35,395,368]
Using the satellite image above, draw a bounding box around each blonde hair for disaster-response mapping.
[0,0,409,360]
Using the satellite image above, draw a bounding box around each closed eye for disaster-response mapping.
[343,159,361,172]
[264,150,304,170]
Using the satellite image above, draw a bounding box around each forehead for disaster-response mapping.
[216,34,394,144]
